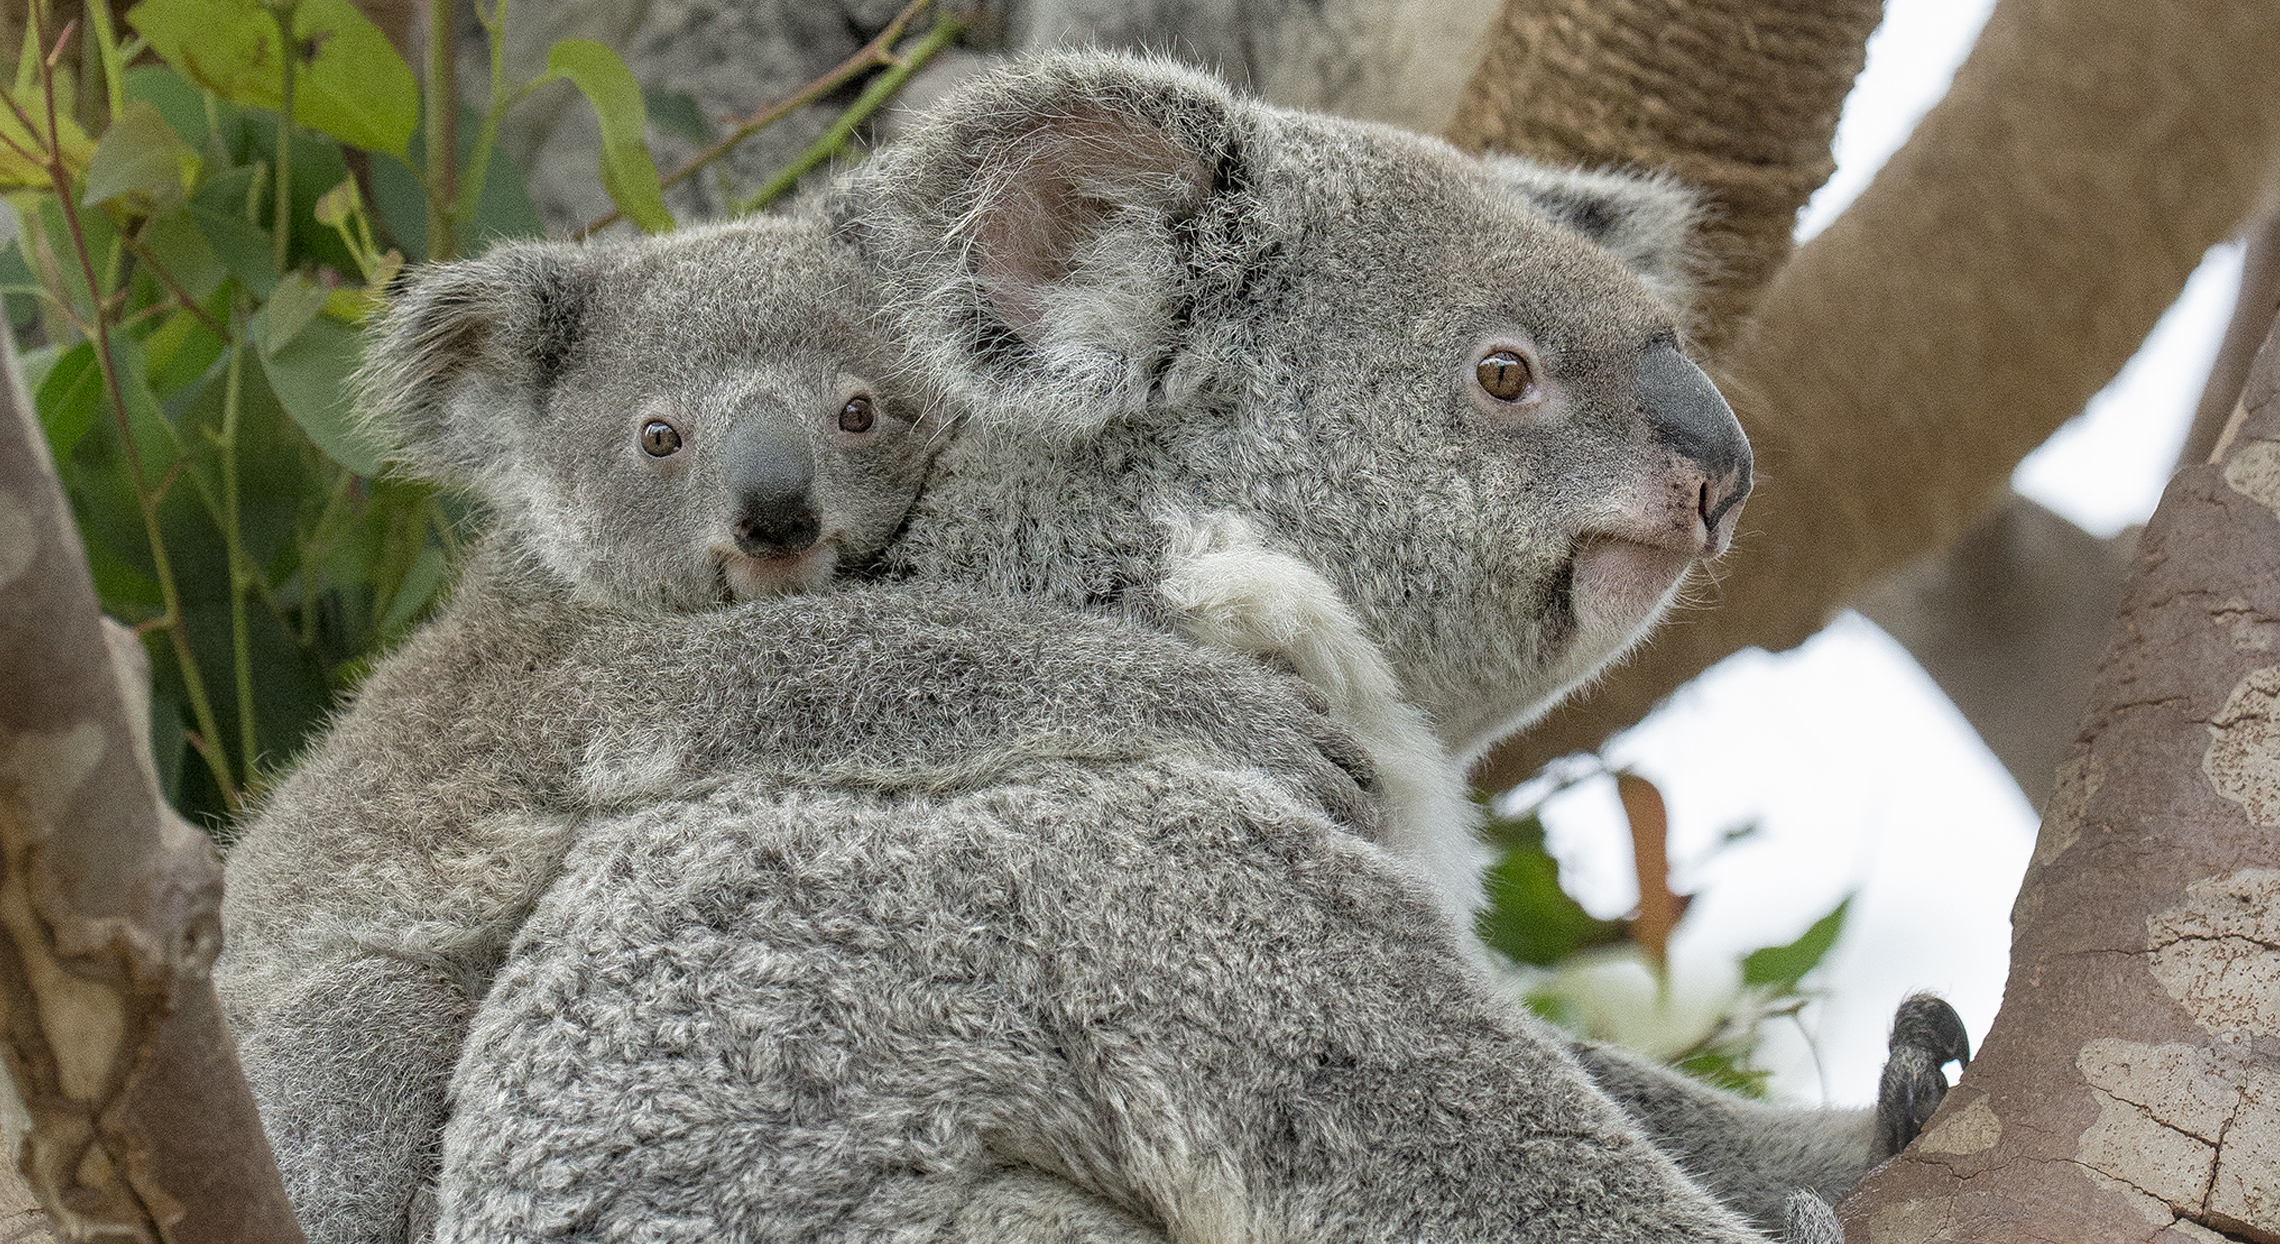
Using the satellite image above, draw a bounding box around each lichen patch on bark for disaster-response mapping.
[2221,438,2280,518]
[2078,1089,2219,1214]
[2148,870,2280,1036]
[1865,1195,1956,1244]
[2078,1040,2242,1143]
[2036,750,2104,866]
[0,487,34,592]
[0,722,105,831]
[2207,667,2280,826]
[1918,1093,2004,1155]
[2208,1066,2280,1237]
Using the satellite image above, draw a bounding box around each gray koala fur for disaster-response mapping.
[416,53,1924,1241]
[216,213,959,1241]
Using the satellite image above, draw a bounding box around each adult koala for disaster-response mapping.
[426,54,1944,1243]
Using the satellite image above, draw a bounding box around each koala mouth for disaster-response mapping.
[717,544,840,600]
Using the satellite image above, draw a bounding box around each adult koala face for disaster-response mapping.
[846,53,1747,759]
[359,218,933,609]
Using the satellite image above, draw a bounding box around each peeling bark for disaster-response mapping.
[1458,0,2280,791]
[1831,319,2280,1244]
[0,333,302,1238]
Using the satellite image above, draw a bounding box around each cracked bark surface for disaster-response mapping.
[0,331,303,1238]
[1829,321,2280,1244]
[1453,0,2280,792]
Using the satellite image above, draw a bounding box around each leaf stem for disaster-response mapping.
[424,0,458,259]
[217,319,259,776]
[82,0,126,124]
[268,0,300,274]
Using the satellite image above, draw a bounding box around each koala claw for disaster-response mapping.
[1872,993,1972,1160]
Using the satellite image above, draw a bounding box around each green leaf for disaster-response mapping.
[186,201,278,296]
[1475,807,1629,968]
[35,341,104,458]
[256,312,382,475]
[123,63,221,151]
[126,0,419,156]
[643,88,712,145]
[82,99,202,210]
[376,540,447,635]
[1741,897,1852,992]
[252,271,329,356]
[544,39,673,234]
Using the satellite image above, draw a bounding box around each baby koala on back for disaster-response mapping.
[366,214,928,605]
[216,215,937,1244]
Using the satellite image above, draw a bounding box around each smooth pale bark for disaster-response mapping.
[1458,0,2280,791]
[0,332,302,1239]
[1830,315,2280,1244]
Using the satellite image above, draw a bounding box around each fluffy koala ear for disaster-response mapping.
[835,53,1257,442]
[354,242,594,485]
[1486,158,1703,311]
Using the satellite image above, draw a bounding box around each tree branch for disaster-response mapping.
[1830,306,2280,1244]
[0,323,302,1237]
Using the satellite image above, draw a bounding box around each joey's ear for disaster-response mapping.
[1487,158,1704,311]
[353,242,595,485]
[835,52,1260,441]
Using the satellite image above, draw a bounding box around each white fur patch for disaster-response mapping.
[1158,510,1488,926]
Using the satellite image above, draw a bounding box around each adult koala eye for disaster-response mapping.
[838,394,877,434]
[1475,348,1541,405]
[640,419,683,456]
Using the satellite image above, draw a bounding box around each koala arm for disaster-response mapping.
[1571,994,1973,1234]
[438,758,1772,1244]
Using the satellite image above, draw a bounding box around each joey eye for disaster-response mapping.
[1476,349,1537,403]
[838,394,877,434]
[640,419,682,457]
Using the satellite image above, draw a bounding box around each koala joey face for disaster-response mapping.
[361,217,935,610]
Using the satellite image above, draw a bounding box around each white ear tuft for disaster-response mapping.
[1487,158,1705,313]
[836,52,1259,445]
[354,243,595,486]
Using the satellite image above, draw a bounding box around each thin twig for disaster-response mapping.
[118,228,230,338]
[573,0,938,238]
[732,12,963,215]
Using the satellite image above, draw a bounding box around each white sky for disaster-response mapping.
[1528,0,2247,1104]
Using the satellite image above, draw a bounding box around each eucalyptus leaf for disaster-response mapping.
[127,0,419,156]
[82,100,202,210]
[187,202,278,296]
[1740,897,1852,992]
[257,312,382,475]
[544,40,673,234]
[253,272,329,357]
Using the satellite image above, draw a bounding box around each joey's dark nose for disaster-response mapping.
[1638,344,1751,545]
[725,413,821,556]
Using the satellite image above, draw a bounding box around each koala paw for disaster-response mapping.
[1782,1190,1845,1244]
[1872,993,1972,1160]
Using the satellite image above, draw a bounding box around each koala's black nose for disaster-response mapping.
[1638,343,1752,543]
[724,413,821,556]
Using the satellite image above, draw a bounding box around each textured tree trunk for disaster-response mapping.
[1444,0,1881,358]
[1459,0,2280,791]
[0,334,303,1240]
[1829,316,2280,1244]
